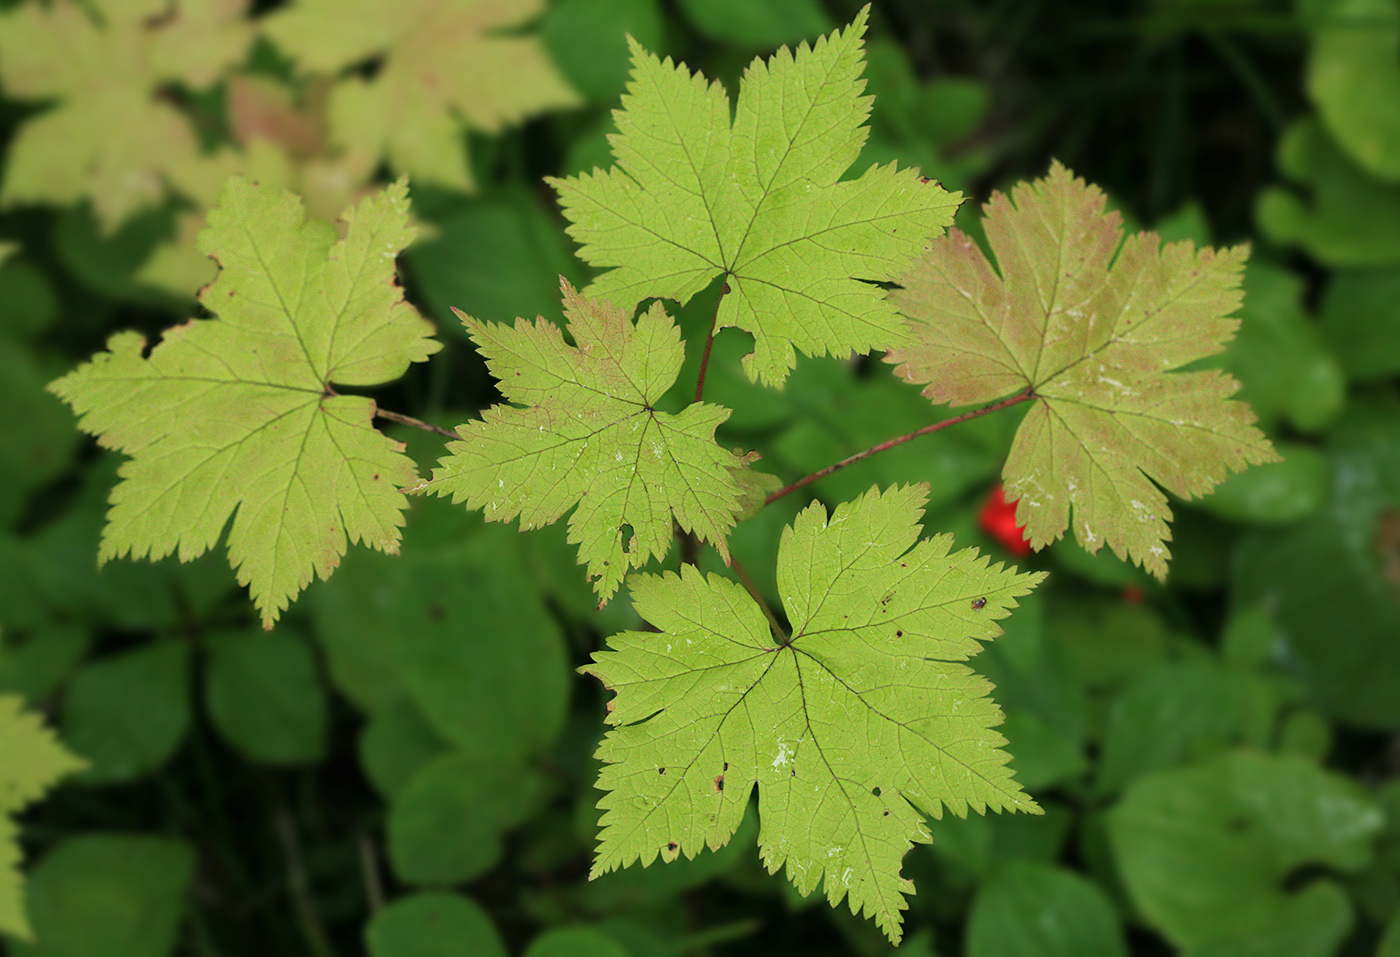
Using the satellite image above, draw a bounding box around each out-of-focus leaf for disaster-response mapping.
[403,188,582,333]
[915,78,990,145]
[1233,400,1400,727]
[1048,536,1152,588]
[0,625,91,703]
[359,697,450,800]
[312,539,568,762]
[925,801,1074,881]
[1384,910,1400,957]
[205,629,327,765]
[1257,119,1400,266]
[0,258,57,340]
[61,643,190,786]
[1220,260,1346,433]
[676,0,832,46]
[543,0,664,103]
[1196,443,1329,525]
[1220,607,1278,669]
[0,345,79,527]
[365,892,507,957]
[1047,598,1171,694]
[0,0,251,230]
[263,0,576,192]
[1108,751,1382,954]
[1306,0,1400,181]
[1095,659,1273,796]
[1277,710,1333,761]
[996,711,1088,791]
[51,202,187,310]
[9,835,194,957]
[576,806,761,912]
[387,753,541,885]
[1319,266,1400,382]
[966,860,1128,957]
[971,593,1089,788]
[524,927,631,957]
[15,455,233,631]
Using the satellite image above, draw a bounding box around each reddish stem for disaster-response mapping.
[374,407,459,440]
[764,387,1037,506]
[693,276,731,403]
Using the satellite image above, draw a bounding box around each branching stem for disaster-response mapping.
[374,407,459,440]
[764,386,1037,506]
[693,276,731,403]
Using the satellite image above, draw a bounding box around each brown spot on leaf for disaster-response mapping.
[972,597,987,610]
[667,841,678,852]
[714,775,724,792]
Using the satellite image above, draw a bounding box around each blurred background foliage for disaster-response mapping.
[0,0,1398,954]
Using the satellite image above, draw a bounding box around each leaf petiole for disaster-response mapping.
[764,386,1037,506]
[729,555,789,645]
[373,407,459,440]
[693,274,732,403]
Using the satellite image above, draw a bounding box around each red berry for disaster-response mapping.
[979,484,1032,557]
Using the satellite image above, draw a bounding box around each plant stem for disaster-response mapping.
[357,832,385,915]
[731,556,788,644]
[694,276,731,403]
[764,386,1036,506]
[374,407,459,440]
[274,803,338,957]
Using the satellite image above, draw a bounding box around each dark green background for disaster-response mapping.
[2,0,1399,954]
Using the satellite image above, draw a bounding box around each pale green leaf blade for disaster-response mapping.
[726,7,871,205]
[550,38,733,308]
[551,6,960,387]
[0,696,86,814]
[50,179,442,626]
[416,284,741,601]
[889,162,1278,578]
[0,697,86,941]
[580,484,1044,943]
[0,815,27,940]
[732,162,960,382]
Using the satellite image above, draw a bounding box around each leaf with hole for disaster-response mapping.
[580,483,1043,943]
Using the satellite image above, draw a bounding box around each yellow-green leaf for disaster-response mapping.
[415,282,741,602]
[49,178,441,626]
[550,6,960,386]
[580,484,1044,944]
[0,695,86,940]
